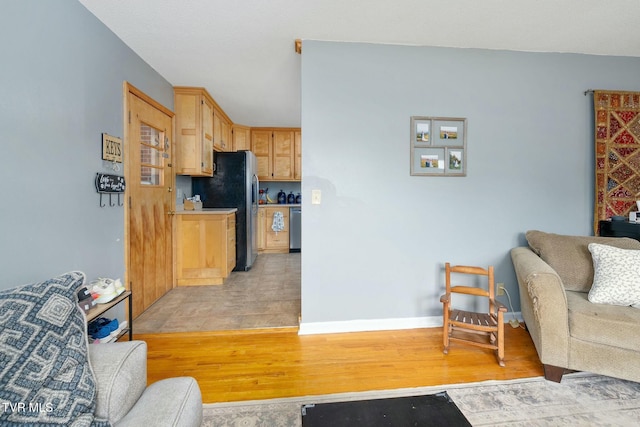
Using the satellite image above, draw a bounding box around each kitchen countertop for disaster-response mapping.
[175,207,238,215]
[259,204,301,208]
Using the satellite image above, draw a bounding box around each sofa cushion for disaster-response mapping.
[525,230,640,292]
[567,290,640,352]
[588,243,640,307]
[0,272,110,426]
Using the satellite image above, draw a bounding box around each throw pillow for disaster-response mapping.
[525,230,640,292]
[588,243,640,306]
[0,271,111,426]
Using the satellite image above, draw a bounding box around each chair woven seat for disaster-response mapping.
[450,309,497,329]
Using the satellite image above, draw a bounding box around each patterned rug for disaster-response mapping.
[201,373,640,426]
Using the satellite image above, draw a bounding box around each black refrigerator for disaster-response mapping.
[192,151,258,271]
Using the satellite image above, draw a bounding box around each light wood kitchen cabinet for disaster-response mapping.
[251,129,272,180]
[258,206,290,253]
[273,130,295,180]
[213,107,232,152]
[251,128,301,181]
[225,213,236,273]
[174,87,214,176]
[175,212,236,286]
[257,207,266,250]
[294,130,302,180]
[232,124,251,151]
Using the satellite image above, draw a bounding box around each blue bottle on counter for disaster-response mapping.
[287,192,295,204]
[295,193,301,203]
[277,189,286,204]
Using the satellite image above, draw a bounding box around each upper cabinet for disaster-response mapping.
[251,128,301,181]
[175,87,238,176]
[213,107,232,152]
[174,87,214,176]
[232,124,251,151]
[174,87,301,179]
[294,130,301,181]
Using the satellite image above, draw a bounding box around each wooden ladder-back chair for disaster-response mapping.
[440,263,507,366]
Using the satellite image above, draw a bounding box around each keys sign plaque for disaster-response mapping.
[102,133,123,163]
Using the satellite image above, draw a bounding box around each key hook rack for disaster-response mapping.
[95,173,126,207]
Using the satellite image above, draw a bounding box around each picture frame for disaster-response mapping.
[412,147,445,174]
[410,116,467,176]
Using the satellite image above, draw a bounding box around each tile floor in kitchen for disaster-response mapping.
[133,253,301,333]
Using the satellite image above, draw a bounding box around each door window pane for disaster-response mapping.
[140,123,165,186]
[141,166,161,185]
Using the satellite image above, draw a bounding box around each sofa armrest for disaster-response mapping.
[88,341,148,424]
[114,377,202,427]
[510,247,570,367]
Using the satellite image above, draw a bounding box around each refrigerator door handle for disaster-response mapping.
[253,174,259,206]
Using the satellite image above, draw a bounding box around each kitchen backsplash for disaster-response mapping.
[259,182,301,202]
[175,175,193,205]
[175,175,301,205]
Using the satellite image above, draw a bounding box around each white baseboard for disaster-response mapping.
[298,312,523,335]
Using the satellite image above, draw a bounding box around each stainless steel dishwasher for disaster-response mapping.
[289,207,301,252]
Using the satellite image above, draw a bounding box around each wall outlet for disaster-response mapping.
[497,283,505,296]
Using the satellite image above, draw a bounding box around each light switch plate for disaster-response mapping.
[311,190,321,205]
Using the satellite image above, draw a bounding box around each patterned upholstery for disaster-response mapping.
[588,243,640,307]
[0,271,110,426]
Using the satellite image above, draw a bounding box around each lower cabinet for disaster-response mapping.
[175,212,236,285]
[257,207,266,251]
[258,206,290,254]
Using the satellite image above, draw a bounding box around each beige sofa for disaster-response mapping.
[0,271,202,426]
[511,230,640,382]
[90,341,202,426]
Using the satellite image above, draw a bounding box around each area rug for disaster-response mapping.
[301,392,470,426]
[201,373,640,426]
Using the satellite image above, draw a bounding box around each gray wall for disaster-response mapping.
[0,0,173,288]
[300,41,640,328]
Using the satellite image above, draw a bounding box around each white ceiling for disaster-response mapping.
[79,0,640,127]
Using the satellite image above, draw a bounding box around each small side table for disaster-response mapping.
[598,220,640,242]
[86,290,133,341]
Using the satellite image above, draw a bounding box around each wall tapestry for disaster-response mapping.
[593,90,640,233]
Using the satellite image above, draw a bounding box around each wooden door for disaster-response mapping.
[125,84,174,318]
[272,130,295,180]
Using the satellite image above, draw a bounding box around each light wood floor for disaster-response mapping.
[135,325,544,404]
